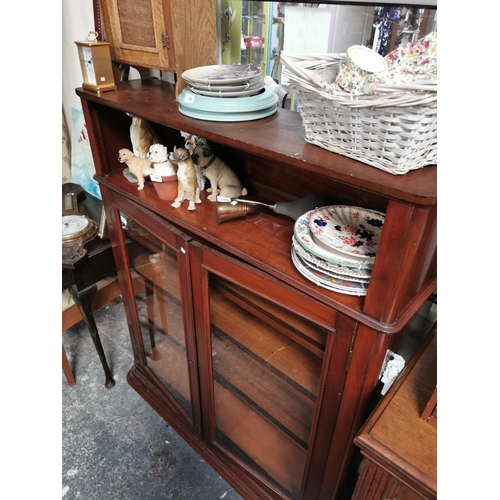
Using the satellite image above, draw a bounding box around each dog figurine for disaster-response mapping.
[191,144,248,202]
[180,131,208,155]
[168,147,205,210]
[147,143,169,163]
[118,148,153,190]
[147,143,176,176]
[127,114,159,158]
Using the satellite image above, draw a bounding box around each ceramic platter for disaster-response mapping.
[182,64,262,85]
[177,87,278,122]
[291,247,368,296]
[178,87,277,113]
[178,103,277,122]
[291,237,371,281]
[294,210,374,270]
[186,78,264,93]
[190,82,265,98]
[309,206,385,259]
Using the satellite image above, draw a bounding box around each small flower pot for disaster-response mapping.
[152,174,178,200]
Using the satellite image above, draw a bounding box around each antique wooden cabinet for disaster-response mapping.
[352,325,437,499]
[99,0,217,96]
[77,79,436,500]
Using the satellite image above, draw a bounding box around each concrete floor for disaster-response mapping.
[62,294,436,500]
[62,299,243,500]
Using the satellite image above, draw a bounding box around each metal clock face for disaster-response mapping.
[82,46,96,85]
[62,215,90,240]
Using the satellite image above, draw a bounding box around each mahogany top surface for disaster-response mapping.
[77,80,436,207]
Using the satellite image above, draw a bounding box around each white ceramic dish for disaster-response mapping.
[182,64,262,85]
[291,237,371,281]
[291,247,368,296]
[186,78,263,92]
[294,210,374,270]
[309,206,385,259]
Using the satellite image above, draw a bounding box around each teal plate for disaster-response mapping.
[178,87,278,114]
[178,103,278,122]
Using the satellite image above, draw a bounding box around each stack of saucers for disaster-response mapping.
[178,64,278,122]
[292,205,385,296]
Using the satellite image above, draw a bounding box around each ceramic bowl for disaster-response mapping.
[347,45,388,74]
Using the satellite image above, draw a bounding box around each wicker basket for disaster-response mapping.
[280,53,437,175]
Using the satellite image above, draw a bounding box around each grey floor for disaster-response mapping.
[62,294,436,500]
[62,299,244,500]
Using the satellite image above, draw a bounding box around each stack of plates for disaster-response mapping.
[179,64,278,122]
[292,206,385,296]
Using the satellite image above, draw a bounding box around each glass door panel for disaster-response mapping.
[208,274,328,500]
[121,214,194,422]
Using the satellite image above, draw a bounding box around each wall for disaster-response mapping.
[62,0,95,136]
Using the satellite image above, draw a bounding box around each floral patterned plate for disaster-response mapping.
[291,237,371,281]
[309,206,385,260]
[291,246,368,296]
[294,210,374,270]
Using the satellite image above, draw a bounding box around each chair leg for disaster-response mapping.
[62,344,76,387]
[68,284,115,388]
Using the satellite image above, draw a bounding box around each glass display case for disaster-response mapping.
[220,0,272,76]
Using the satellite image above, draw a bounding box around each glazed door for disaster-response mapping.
[113,197,201,434]
[190,241,348,500]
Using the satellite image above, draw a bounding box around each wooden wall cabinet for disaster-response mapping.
[77,79,436,500]
[99,0,217,96]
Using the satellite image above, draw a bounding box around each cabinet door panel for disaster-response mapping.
[116,207,199,430]
[191,243,343,500]
[101,0,174,71]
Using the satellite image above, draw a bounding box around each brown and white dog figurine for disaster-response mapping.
[180,131,207,155]
[192,144,248,202]
[118,148,153,190]
[168,147,204,210]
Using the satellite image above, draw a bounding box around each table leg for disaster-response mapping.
[68,284,116,388]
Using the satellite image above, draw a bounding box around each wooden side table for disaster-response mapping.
[352,324,437,500]
[62,184,117,388]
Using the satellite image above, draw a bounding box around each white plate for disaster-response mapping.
[309,206,385,259]
[291,247,368,296]
[186,78,263,92]
[291,237,371,281]
[182,64,262,85]
[294,210,374,270]
[190,84,265,98]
